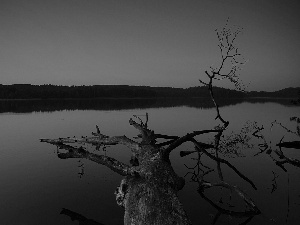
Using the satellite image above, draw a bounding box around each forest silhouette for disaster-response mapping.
[0,84,299,100]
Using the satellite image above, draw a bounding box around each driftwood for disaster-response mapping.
[41,114,260,224]
[41,117,214,224]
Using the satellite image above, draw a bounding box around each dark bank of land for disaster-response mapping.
[0,84,299,100]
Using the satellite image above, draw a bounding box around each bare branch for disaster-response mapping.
[41,133,140,155]
[207,20,247,92]
[271,120,299,137]
[129,118,156,145]
[162,130,219,158]
[205,70,213,78]
[191,138,257,190]
[199,79,209,86]
[274,149,300,169]
[154,133,178,140]
[43,142,137,176]
[198,181,260,218]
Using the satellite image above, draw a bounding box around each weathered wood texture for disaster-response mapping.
[41,117,192,224]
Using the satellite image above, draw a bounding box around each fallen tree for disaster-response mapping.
[41,20,261,224]
[42,117,192,224]
[41,114,260,224]
[41,116,225,224]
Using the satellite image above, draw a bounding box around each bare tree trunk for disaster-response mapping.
[116,145,189,224]
[41,118,193,224]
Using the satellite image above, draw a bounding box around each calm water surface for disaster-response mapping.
[0,98,299,225]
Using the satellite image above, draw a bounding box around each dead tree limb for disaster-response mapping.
[274,149,300,169]
[198,181,260,218]
[191,138,257,190]
[198,20,247,185]
[162,130,218,160]
[41,117,192,225]
[41,128,140,154]
[40,141,136,176]
[253,119,300,170]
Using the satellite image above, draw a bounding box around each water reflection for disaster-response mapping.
[61,208,105,225]
[0,97,294,113]
[0,100,299,225]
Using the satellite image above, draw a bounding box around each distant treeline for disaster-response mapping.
[0,84,299,100]
[246,87,300,99]
[1,97,296,114]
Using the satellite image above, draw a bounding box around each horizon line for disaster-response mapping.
[1,83,299,93]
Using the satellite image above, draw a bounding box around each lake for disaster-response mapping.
[0,98,299,225]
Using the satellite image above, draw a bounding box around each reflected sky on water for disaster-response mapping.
[0,98,299,224]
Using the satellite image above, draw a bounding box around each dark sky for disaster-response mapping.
[1,0,299,91]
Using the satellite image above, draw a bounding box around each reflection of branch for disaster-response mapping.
[183,150,214,183]
[269,171,278,193]
[78,159,85,178]
[198,181,260,218]
[271,120,299,137]
[285,174,290,225]
[192,138,257,190]
[185,140,260,224]
[252,125,264,139]
[211,211,222,225]
[253,143,269,157]
[60,208,105,225]
[219,122,255,157]
[251,122,273,157]
[239,216,254,225]
[267,119,300,171]
[274,149,300,169]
